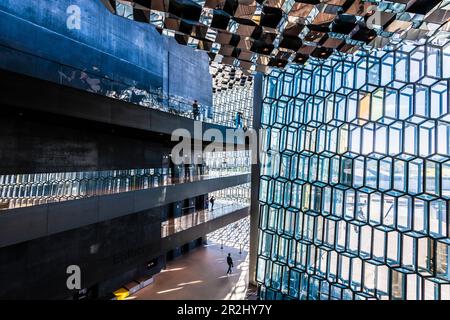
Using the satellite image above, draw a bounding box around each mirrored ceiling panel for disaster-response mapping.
[102,0,450,76]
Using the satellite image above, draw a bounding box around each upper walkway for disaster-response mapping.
[0,67,247,145]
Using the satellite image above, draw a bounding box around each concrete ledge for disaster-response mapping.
[0,173,250,248]
[0,205,49,246]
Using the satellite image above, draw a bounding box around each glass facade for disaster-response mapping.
[257,41,450,300]
[212,82,254,128]
[161,182,250,238]
[0,168,169,210]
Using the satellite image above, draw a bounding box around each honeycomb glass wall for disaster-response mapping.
[257,40,450,300]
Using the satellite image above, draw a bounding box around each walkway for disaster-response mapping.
[161,201,249,237]
[131,244,249,300]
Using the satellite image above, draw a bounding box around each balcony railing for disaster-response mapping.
[0,168,249,211]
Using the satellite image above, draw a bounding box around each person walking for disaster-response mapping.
[192,100,200,120]
[209,196,215,211]
[226,253,234,275]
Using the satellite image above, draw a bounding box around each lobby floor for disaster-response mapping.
[131,243,249,300]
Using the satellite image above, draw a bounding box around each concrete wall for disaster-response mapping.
[0,106,171,174]
[0,0,212,109]
[0,206,163,300]
[0,201,250,299]
[0,0,162,89]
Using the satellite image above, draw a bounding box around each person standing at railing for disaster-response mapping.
[192,100,200,120]
[209,195,215,211]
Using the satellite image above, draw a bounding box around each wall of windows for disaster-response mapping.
[212,82,254,128]
[0,163,246,210]
[257,40,450,300]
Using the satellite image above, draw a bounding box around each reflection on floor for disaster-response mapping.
[132,244,249,300]
[207,216,249,251]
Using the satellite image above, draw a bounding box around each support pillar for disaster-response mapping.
[248,72,263,286]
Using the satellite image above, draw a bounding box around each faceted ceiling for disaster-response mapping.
[102,0,450,77]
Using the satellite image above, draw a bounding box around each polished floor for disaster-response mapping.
[132,243,249,300]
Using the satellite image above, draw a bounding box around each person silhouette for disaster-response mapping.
[226,253,234,275]
[192,100,200,120]
[235,111,243,128]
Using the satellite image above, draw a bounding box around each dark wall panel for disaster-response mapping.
[0,107,171,174]
[0,207,163,300]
